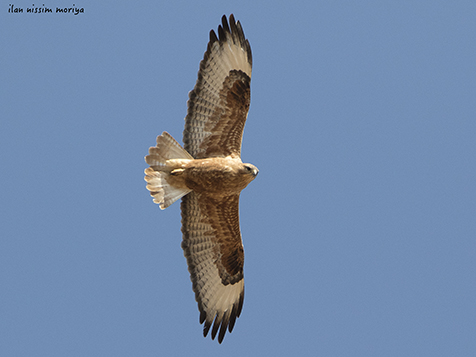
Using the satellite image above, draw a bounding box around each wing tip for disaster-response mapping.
[199,284,244,343]
[213,14,252,65]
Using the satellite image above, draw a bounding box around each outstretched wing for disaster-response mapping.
[181,192,245,343]
[183,14,252,160]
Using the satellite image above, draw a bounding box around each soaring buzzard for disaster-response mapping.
[144,14,257,343]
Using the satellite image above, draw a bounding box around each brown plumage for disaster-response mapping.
[144,14,257,343]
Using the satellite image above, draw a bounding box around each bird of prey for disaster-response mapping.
[144,14,257,343]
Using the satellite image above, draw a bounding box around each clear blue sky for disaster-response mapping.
[1,1,475,356]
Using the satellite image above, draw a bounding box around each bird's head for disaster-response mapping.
[241,163,259,180]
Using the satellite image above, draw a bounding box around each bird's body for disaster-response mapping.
[163,156,256,195]
[145,14,256,343]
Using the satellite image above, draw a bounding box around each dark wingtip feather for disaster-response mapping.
[211,315,221,341]
[217,24,226,42]
[228,304,239,333]
[222,14,230,34]
[218,312,230,343]
[203,319,211,338]
[209,29,218,44]
[199,310,207,324]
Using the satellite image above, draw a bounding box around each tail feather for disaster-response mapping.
[144,132,192,209]
[146,131,193,168]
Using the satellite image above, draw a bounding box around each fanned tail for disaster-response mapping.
[144,132,193,209]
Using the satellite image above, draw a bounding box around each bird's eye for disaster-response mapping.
[245,166,254,174]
